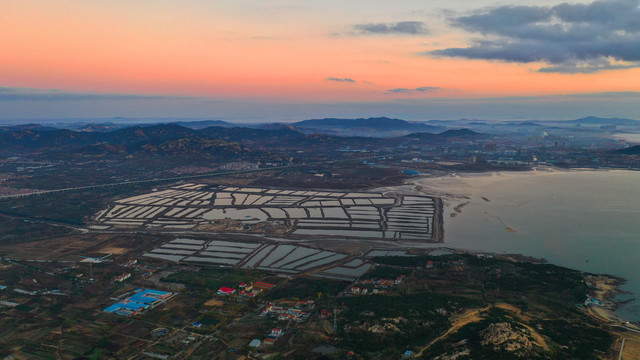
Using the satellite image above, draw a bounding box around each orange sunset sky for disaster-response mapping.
[1,0,639,121]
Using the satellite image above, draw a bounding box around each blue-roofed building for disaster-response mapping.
[129,294,158,304]
[104,304,123,312]
[142,289,170,296]
[119,302,148,310]
[104,288,172,316]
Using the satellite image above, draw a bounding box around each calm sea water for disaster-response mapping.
[410,169,640,321]
[613,133,640,144]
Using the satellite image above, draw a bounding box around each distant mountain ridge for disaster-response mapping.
[291,117,445,136]
[0,123,59,132]
[405,128,486,140]
[613,145,640,155]
[0,124,199,150]
[439,129,485,137]
[501,121,543,127]
[3,115,637,133]
[169,120,234,129]
[0,121,486,155]
[295,117,409,128]
[569,116,639,126]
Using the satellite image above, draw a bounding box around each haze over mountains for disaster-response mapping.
[1,115,637,133]
[567,116,640,126]
[289,117,446,136]
[0,120,490,156]
[1,115,638,155]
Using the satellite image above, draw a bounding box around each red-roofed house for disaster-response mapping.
[253,281,276,290]
[217,287,236,296]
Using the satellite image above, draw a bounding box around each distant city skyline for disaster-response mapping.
[1,0,639,120]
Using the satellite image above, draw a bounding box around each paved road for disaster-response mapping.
[618,337,640,360]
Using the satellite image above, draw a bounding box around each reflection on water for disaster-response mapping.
[411,169,640,321]
[613,133,640,144]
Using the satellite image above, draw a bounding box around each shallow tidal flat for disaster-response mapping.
[388,169,640,321]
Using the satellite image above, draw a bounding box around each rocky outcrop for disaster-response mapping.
[481,322,537,357]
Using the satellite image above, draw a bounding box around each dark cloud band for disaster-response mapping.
[387,86,442,94]
[325,77,356,83]
[428,0,640,73]
[0,87,182,101]
[353,21,428,35]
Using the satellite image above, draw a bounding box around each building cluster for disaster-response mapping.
[263,328,284,346]
[219,162,259,171]
[122,259,138,267]
[260,299,315,322]
[217,287,236,296]
[584,295,616,310]
[348,275,406,295]
[319,307,344,318]
[121,259,160,276]
[113,272,131,283]
[169,166,218,175]
[260,305,310,322]
[248,327,286,348]
[216,281,277,298]
[447,259,465,266]
[0,173,41,196]
[104,288,172,316]
[239,281,276,298]
[0,285,67,300]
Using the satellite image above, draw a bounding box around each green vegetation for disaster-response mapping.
[533,319,613,359]
[162,268,263,295]
[0,184,155,226]
[372,254,458,267]
[341,292,478,321]
[0,244,622,360]
[479,260,588,306]
[421,307,613,359]
[0,217,73,245]
[268,277,348,300]
[330,255,615,359]
[338,293,480,354]
[359,265,413,280]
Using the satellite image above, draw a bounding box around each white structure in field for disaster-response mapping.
[143,238,373,282]
[93,183,436,240]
